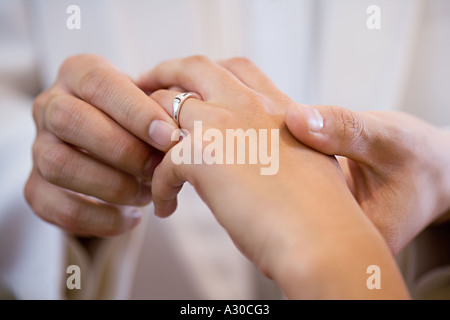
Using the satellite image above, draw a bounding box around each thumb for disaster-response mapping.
[285,103,375,165]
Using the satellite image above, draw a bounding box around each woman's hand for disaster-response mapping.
[24,54,178,237]
[286,104,450,255]
[139,56,410,299]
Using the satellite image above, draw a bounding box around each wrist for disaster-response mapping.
[257,198,393,298]
[269,222,410,299]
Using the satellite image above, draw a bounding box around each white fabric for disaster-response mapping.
[0,0,449,299]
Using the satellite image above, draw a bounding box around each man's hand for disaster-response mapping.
[24,54,178,237]
[286,104,450,255]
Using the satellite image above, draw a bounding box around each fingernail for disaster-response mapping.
[149,120,175,149]
[124,208,142,229]
[301,104,323,133]
[137,180,152,205]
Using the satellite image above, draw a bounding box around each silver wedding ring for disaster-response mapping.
[172,92,199,127]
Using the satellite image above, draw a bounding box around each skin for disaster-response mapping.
[27,54,445,298]
[24,54,177,236]
[285,105,450,255]
[138,56,410,299]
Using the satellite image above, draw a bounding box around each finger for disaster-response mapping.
[58,54,178,151]
[149,89,206,130]
[151,148,188,218]
[138,55,247,102]
[285,103,377,165]
[33,132,152,206]
[43,93,156,178]
[217,57,286,99]
[24,168,142,237]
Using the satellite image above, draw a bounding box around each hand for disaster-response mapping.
[285,104,450,255]
[24,54,179,237]
[139,56,409,299]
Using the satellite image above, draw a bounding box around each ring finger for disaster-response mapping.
[150,89,207,130]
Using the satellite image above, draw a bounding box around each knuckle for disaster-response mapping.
[79,66,114,103]
[249,91,268,106]
[60,54,103,74]
[111,136,146,168]
[61,55,85,68]
[93,211,122,237]
[59,56,79,75]
[45,95,77,136]
[56,198,119,236]
[56,200,85,230]
[184,55,211,66]
[32,92,49,125]
[337,107,365,147]
[108,177,139,203]
[23,175,52,224]
[38,144,72,186]
[31,140,40,164]
[375,121,414,161]
[23,176,35,209]
[243,92,271,114]
[118,95,137,126]
[228,56,253,67]
[59,55,85,78]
